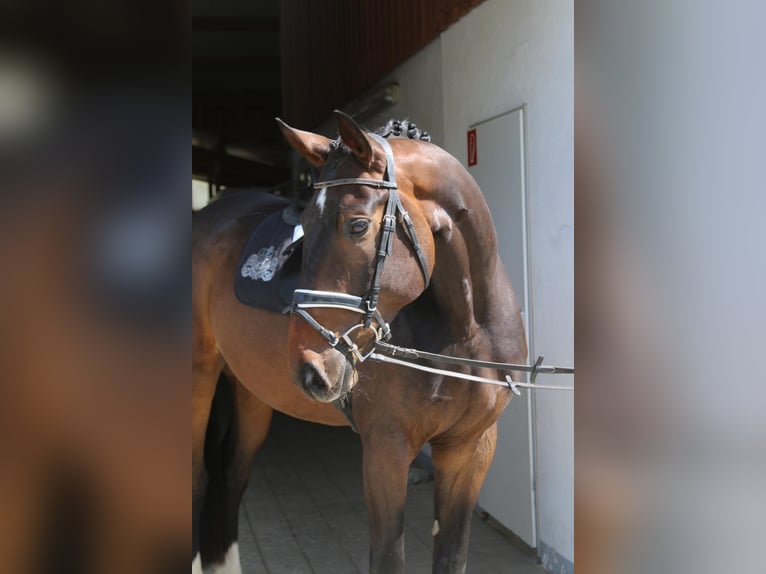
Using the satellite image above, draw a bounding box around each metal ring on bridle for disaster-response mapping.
[338,323,386,364]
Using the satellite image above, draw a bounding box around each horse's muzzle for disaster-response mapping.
[296,349,354,403]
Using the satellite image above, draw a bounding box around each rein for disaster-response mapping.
[370,342,573,394]
[287,132,574,390]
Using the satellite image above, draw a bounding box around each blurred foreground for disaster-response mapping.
[577,1,766,573]
[0,2,188,572]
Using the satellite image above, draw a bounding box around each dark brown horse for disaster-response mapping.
[192,112,527,574]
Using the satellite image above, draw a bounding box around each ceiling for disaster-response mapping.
[192,0,486,191]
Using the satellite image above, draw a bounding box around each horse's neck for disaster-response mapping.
[428,230,492,341]
[412,149,507,342]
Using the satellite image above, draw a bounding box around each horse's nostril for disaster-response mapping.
[300,363,327,395]
[300,363,314,387]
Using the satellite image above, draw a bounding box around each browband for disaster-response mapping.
[313,178,397,190]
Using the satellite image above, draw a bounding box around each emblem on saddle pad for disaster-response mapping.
[241,246,283,281]
[240,222,303,283]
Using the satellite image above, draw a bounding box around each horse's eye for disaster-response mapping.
[348,219,370,237]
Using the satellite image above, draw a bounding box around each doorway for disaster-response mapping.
[468,106,537,548]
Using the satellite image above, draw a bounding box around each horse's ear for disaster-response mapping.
[275,118,332,168]
[334,110,375,168]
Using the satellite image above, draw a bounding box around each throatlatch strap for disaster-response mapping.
[369,133,430,288]
[362,134,400,327]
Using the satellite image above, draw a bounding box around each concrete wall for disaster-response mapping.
[357,38,445,147]
[314,37,444,146]
[439,0,574,565]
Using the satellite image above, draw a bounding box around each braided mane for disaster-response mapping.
[328,119,431,152]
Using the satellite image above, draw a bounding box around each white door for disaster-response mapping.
[469,107,536,547]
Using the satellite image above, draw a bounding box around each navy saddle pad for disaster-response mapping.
[234,206,303,313]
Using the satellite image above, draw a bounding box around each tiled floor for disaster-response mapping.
[237,413,545,574]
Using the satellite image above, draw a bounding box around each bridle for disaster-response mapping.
[287,133,431,364]
[287,131,575,394]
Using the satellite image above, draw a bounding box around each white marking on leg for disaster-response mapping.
[208,543,241,574]
[432,519,440,536]
[315,187,327,216]
[192,552,203,574]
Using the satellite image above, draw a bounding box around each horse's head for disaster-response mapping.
[277,111,436,402]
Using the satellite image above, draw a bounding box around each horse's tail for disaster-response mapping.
[199,373,236,566]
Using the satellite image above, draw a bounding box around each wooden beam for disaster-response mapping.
[192,147,290,187]
[192,17,279,32]
[192,90,281,110]
[193,55,280,71]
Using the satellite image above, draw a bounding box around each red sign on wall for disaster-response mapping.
[467,128,478,166]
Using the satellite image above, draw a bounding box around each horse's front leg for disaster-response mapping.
[430,423,498,574]
[362,432,416,574]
